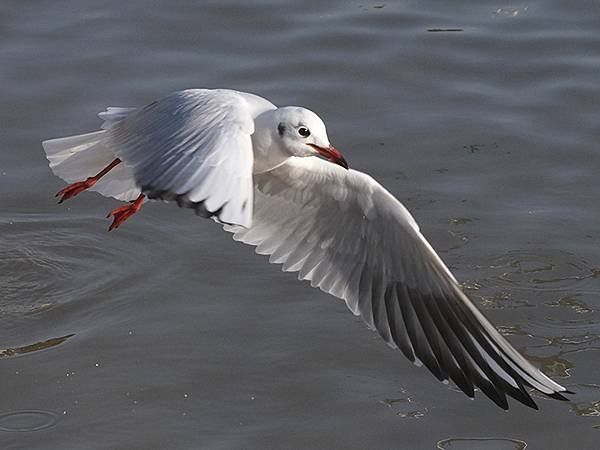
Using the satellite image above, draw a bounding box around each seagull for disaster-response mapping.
[43,88,571,409]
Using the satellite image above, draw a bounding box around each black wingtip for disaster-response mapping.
[510,389,539,410]
[528,401,540,411]
[548,392,572,402]
[485,388,509,411]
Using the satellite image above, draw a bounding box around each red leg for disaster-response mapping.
[55,158,122,203]
[106,194,145,231]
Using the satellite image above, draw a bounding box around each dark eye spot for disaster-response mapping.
[277,123,286,136]
[298,127,310,138]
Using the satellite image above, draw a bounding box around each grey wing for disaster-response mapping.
[224,157,570,409]
[109,89,271,227]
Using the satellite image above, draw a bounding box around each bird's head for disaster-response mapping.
[274,107,348,169]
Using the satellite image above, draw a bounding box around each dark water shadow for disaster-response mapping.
[436,437,527,449]
[0,333,74,358]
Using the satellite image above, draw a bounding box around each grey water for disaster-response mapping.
[1,1,599,449]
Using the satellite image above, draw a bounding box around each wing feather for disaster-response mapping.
[224,156,569,409]
[109,89,274,227]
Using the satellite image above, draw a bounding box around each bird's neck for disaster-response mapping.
[251,110,292,174]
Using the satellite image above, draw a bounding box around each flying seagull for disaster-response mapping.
[42,88,571,409]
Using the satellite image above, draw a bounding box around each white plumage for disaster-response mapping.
[42,88,570,409]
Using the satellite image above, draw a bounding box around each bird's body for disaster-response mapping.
[43,88,571,409]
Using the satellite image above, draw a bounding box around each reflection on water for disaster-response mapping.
[567,384,600,427]
[448,217,475,225]
[546,333,600,348]
[397,408,429,419]
[519,351,574,379]
[484,249,598,293]
[571,400,600,418]
[377,389,429,419]
[545,294,597,315]
[496,324,534,338]
[0,334,74,358]
[446,229,470,251]
[436,437,527,450]
[493,7,528,18]
[479,291,535,309]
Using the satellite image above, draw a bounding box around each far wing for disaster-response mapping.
[224,157,570,409]
[109,89,274,227]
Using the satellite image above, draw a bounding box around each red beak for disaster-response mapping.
[308,144,349,170]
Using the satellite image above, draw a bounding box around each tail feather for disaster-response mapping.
[43,131,140,202]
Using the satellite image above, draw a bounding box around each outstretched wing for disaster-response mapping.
[109,89,275,227]
[225,156,570,409]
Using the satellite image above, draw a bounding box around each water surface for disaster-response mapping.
[1,1,599,449]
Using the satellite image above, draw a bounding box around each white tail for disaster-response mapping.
[42,108,140,202]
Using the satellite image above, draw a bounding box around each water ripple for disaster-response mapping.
[0,213,175,324]
[376,388,429,419]
[0,410,59,433]
[483,249,599,293]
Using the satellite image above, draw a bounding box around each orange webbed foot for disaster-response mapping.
[55,178,96,203]
[106,194,145,231]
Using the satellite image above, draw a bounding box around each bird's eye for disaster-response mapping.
[297,127,310,138]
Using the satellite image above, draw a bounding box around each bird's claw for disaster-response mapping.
[55,178,96,203]
[106,198,143,231]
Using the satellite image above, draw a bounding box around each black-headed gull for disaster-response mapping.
[43,88,571,409]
